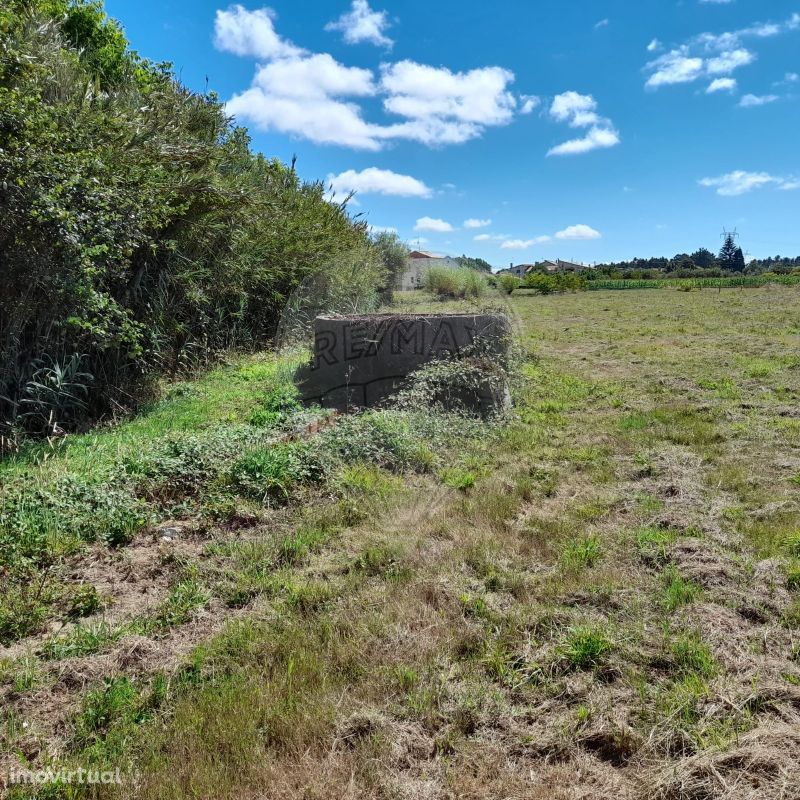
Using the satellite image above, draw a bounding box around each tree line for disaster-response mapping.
[593,235,800,279]
[0,1,394,448]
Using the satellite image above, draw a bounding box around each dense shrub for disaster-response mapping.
[497,275,521,295]
[523,272,587,294]
[424,267,487,299]
[0,1,379,447]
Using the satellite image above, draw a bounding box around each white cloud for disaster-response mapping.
[646,51,705,87]
[700,0,733,4]
[327,167,432,197]
[555,224,602,241]
[647,38,662,52]
[699,170,779,195]
[464,218,492,229]
[547,92,620,156]
[548,127,620,157]
[214,5,302,59]
[706,48,755,75]
[226,88,382,149]
[549,91,599,126]
[414,217,454,233]
[473,233,492,241]
[253,54,375,98]
[739,93,779,107]
[778,181,800,191]
[595,19,609,29]
[325,0,393,48]
[646,12,800,90]
[786,72,800,82]
[380,61,517,127]
[500,237,551,250]
[707,77,737,93]
[219,8,530,150]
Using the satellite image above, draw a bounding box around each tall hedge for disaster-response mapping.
[0,1,375,446]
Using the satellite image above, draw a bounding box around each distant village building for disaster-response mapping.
[397,250,460,291]
[497,259,595,278]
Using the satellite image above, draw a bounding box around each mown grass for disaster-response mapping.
[5,286,800,799]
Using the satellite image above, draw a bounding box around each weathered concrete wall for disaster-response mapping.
[295,313,511,412]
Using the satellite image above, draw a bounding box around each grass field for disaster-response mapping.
[2,286,800,799]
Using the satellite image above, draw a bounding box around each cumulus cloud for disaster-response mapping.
[500,237,551,249]
[214,5,302,59]
[645,12,800,90]
[218,9,527,151]
[414,217,454,233]
[546,92,620,156]
[548,127,620,157]
[646,51,705,87]
[739,93,779,107]
[464,218,492,229]
[519,95,540,114]
[327,167,432,197]
[380,61,517,127]
[698,170,789,195]
[325,0,393,48]
[647,38,662,52]
[555,224,602,240]
[707,77,737,93]
[473,233,492,241]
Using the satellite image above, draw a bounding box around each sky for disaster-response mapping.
[105,0,800,267]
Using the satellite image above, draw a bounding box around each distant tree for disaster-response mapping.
[675,255,697,272]
[718,233,742,271]
[732,246,746,273]
[691,248,717,269]
[371,231,408,300]
[455,255,493,272]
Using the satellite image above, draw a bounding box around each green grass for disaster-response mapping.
[562,625,613,669]
[1,355,300,482]
[659,567,702,611]
[7,286,800,798]
[561,535,602,570]
[670,632,717,677]
[42,622,123,660]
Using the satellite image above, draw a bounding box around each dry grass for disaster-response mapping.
[3,286,800,799]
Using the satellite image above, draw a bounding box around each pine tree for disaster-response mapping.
[718,233,740,271]
[732,247,746,273]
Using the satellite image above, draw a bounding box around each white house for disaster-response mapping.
[397,250,460,291]
[497,259,595,278]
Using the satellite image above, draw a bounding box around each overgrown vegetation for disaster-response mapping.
[423,266,487,299]
[0,1,387,448]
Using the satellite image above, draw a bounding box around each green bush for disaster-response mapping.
[523,272,587,295]
[497,274,520,295]
[0,1,376,447]
[424,267,487,299]
[318,411,434,472]
[230,442,324,504]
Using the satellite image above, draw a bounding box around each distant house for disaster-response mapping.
[397,250,460,291]
[497,263,537,279]
[497,259,595,278]
[539,259,595,273]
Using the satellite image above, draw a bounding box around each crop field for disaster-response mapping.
[2,286,800,799]
[587,275,800,291]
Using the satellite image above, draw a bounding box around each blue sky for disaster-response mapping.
[106,0,800,266]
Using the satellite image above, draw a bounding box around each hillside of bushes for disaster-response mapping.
[0,1,384,450]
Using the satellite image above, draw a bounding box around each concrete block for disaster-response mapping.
[294,313,511,412]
